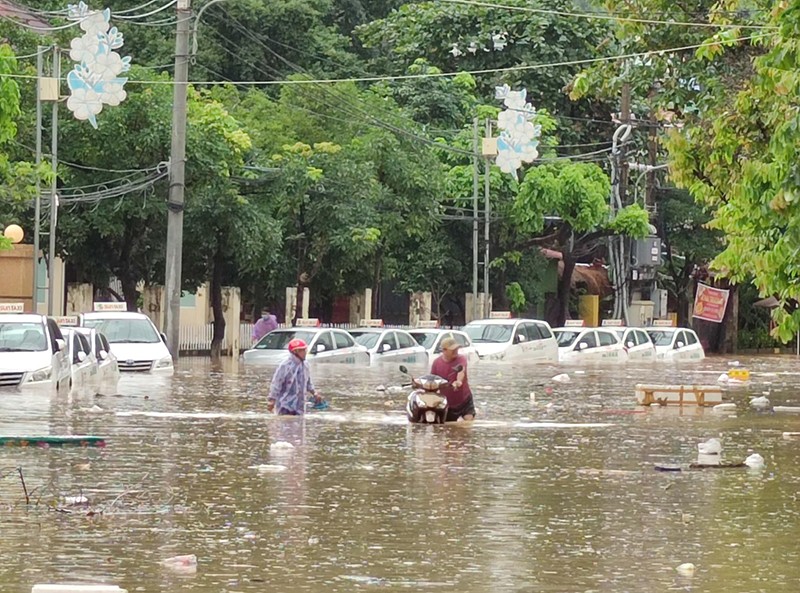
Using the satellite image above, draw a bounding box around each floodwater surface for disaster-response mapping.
[1,355,799,592]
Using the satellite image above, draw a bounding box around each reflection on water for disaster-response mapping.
[1,355,799,592]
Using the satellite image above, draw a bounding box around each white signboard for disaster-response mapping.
[93,302,127,312]
[651,319,676,327]
[360,319,384,327]
[55,316,79,326]
[489,311,512,319]
[0,303,24,313]
[564,320,585,327]
[601,319,624,327]
[415,320,439,328]
[295,318,320,327]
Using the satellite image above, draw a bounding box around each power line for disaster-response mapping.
[0,32,772,86]
[438,0,777,30]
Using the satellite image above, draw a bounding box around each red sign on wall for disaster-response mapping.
[693,283,730,323]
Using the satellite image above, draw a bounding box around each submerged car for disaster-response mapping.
[243,327,369,364]
[61,328,99,396]
[348,328,427,365]
[0,312,70,393]
[408,328,479,365]
[646,327,705,361]
[462,318,558,362]
[80,311,173,374]
[74,327,119,395]
[614,327,657,361]
[554,327,626,363]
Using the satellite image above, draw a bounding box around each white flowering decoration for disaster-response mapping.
[65,2,131,128]
[494,84,542,179]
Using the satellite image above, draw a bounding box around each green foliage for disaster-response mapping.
[505,281,526,313]
[607,204,650,238]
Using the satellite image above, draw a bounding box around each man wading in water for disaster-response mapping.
[430,336,475,422]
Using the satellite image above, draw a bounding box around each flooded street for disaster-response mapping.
[1,356,799,593]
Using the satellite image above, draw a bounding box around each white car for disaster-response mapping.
[647,327,706,361]
[79,312,174,374]
[0,313,70,393]
[243,327,369,364]
[61,328,99,397]
[462,318,558,362]
[554,327,626,363]
[75,327,119,395]
[614,327,657,361]
[408,328,479,365]
[348,328,428,365]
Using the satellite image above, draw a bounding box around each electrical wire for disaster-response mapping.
[0,46,53,60]
[0,32,773,86]
[115,0,178,20]
[438,0,777,30]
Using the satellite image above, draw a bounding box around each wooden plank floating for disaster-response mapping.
[636,384,723,407]
[0,435,107,448]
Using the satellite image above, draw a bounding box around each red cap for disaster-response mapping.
[288,338,308,352]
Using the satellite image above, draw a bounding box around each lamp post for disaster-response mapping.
[3,224,24,244]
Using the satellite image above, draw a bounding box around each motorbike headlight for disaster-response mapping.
[155,356,173,369]
[27,366,52,383]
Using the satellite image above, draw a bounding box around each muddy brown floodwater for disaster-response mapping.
[1,355,799,593]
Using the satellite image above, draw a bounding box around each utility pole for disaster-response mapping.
[164,0,192,359]
[646,124,657,212]
[47,46,60,316]
[619,83,631,207]
[471,117,479,322]
[483,117,492,318]
[33,46,44,312]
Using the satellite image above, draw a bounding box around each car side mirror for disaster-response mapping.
[382,343,391,352]
[56,338,66,352]
[315,344,326,353]
[77,351,87,362]
[577,342,588,351]
[99,350,108,360]
[627,341,635,349]
[676,341,685,349]
[515,334,526,344]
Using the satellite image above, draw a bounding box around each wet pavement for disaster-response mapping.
[1,355,799,592]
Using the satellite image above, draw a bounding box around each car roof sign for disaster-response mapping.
[93,302,127,312]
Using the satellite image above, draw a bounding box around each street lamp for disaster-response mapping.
[3,224,24,244]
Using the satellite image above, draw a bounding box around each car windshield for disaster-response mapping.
[464,324,513,343]
[0,322,47,352]
[254,330,313,350]
[84,318,160,344]
[350,332,380,349]
[555,330,581,347]
[409,332,437,349]
[647,330,674,346]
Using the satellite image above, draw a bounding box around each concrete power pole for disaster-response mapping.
[483,117,492,318]
[164,0,192,359]
[472,117,479,321]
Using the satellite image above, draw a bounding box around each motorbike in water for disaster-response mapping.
[399,364,463,424]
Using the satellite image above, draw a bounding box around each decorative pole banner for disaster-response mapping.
[66,2,131,128]
[494,84,541,179]
[693,282,730,323]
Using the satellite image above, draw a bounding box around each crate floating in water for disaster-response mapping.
[727,368,750,381]
[0,435,107,448]
[635,384,723,407]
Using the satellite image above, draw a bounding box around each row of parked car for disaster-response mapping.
[241,317,706,365]
[0,308,174,396]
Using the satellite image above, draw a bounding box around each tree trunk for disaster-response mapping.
[120,273,138,312]
[556,254,576,327]
[210,246,226,360]
[495,267,509,311]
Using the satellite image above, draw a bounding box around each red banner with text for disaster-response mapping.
[693,283,730,323]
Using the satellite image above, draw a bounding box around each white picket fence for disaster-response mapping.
[178,322,409,353]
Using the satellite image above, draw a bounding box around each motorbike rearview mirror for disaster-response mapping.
[399,365,409,374]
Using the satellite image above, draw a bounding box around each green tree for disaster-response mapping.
[513,162,650,325]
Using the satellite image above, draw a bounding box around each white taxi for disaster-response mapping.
[243,327,369,364]
[80,308,173,374]
[462,317,558,362]
[646,327,705,361]
[348,327,427,365]
[554,327,626,363]
[74,327,119,395]
[61,328,99,397]
[614,327,657,361]
[0,308,70,393]
[408,328,479,365]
